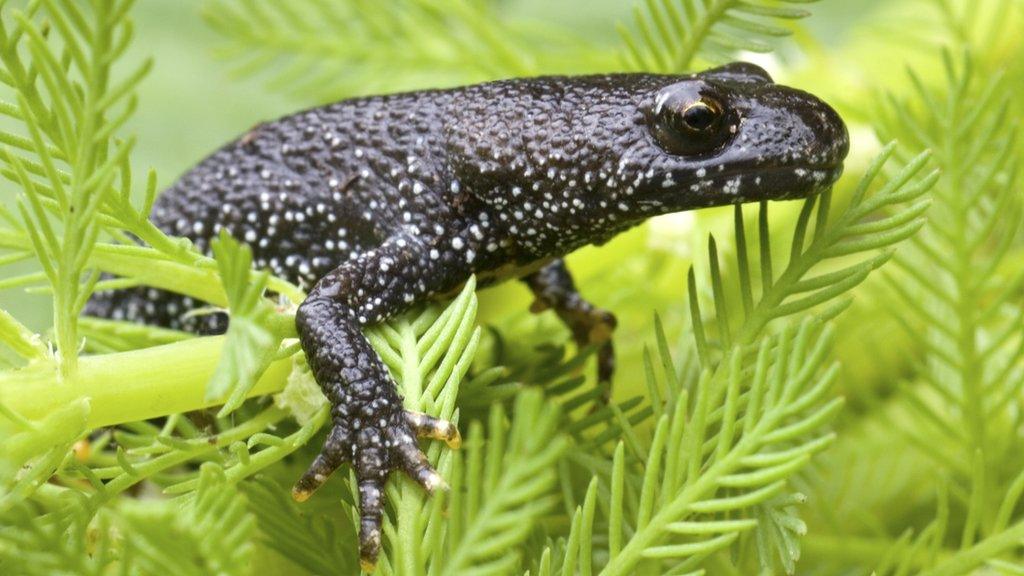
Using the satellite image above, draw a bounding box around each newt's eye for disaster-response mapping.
[679,99,722,132]
[647,86,733,156]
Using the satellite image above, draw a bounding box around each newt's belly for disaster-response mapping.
[431,256,555,301]
[476,257,555,287]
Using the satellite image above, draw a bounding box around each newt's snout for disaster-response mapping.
[713,84,850,202]
[784,85,850,185]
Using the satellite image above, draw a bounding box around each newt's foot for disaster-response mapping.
[291,409,460,570]
[532,299,617,384]
[569,307,617,386]
[523,260,618,390]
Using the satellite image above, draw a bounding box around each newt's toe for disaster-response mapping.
[405,410,461,448]
[356,476,385,569]
[292,424,350,501]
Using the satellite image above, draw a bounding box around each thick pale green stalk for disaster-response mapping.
[0,336,291,427]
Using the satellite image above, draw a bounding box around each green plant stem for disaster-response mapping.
[93,405,288,506]
[944,111,990,512]
[396,320,426,575]
[52,258,79,380]
[675,0,731,71]
[0,228,306,308]
[0,229,227,305]
[0,335,292,428]
[161,405,328,494]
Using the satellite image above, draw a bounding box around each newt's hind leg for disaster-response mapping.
[523,259,617,385]
[292,234,462,570]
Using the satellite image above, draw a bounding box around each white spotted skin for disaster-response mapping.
[83,62,849,568]
[89,64,847,332]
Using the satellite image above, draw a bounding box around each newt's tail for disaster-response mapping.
[84,285,228,335]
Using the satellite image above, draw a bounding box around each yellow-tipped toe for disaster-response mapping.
[446,429,462,449]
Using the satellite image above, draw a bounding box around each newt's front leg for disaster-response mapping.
[292,234,461,571]
[523,259,617,385]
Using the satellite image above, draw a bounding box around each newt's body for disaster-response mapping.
[86,63,848,569]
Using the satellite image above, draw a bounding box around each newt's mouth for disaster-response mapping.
[758,162,845,200]
[696,162,845,204]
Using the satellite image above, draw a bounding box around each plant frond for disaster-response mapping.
[873,48,1024,543]
[206,231,292,416]
[201,0,605,102]
[688,144,936,365]
[0,307,47,360]
[0,500,116,576]
[619,0,818,73]
[0,0,152,375]
[800,39,1024,575]
[545,320,841,575]
[431,391,567,576]
[122,463,257,576]
[242,476,359,574]
[0,398,89,512]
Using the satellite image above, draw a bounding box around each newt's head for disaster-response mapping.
[445,65,848,247]
[628,62,849,209]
